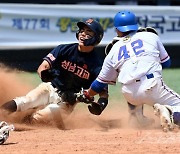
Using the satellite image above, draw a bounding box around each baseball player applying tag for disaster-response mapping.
[81,10,180,132]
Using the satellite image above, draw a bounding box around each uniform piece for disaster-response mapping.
[98,30,179,106]
[86,10,180,131]
[15,43,103,122]
[104,26,159,127]
[1,19,108,126]
[154,103,180,131]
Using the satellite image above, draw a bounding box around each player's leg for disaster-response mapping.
[1,82,56,113]
[30,102,77,129]
[1,100,17,112]
[128,102,154,127]
[152,79,180,131]
[122,82,155,127]
[153,103,180,131]
[152,78,180,106]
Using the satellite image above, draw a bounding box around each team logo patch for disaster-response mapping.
[47,53,56,61]
[86,18,94,24]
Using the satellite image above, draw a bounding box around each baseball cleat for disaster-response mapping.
[0,121,14,145]
[153,103,173,132]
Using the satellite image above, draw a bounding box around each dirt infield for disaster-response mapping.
[1,67,180,154]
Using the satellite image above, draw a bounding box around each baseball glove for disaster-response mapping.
[41,69,60,82]
[88,97,108,115]
[76,89,108,115]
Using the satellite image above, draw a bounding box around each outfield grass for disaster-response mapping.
[162,68,180,93]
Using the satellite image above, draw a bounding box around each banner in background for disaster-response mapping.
[0,4,180,49]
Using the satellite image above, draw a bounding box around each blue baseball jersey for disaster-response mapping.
[43,43,103,93]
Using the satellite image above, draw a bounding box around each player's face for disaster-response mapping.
[116,28,124,37]
[78,26,95,45]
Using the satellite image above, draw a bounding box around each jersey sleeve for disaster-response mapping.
[96,55,118,85]
[43,45,61,67]
[157,37,170,63]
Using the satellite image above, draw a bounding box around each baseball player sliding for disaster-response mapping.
[81,10,180,132]
[0,18,108,127]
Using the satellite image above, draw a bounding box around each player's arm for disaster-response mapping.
[161,58,171,69]
[84,52,117,115]
[37,60,51,78]
[156,35,171,69]
[87,80,109,115]
[88,80,107,96]
[77,80,108,115]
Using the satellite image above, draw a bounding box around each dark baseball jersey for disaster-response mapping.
[43,43,104,93]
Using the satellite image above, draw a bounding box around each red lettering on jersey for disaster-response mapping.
[61,60,90,80]
[68,63,76,72]
[82,70,90,79]
[61,60,70,69]
[75,66,83,77]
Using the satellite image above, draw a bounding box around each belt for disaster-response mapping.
[135,73,154,82]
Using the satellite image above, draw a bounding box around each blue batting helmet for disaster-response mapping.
[114,10,138,32]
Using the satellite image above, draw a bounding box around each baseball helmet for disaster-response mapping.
[76,18,104,46]
[114,10,138,32]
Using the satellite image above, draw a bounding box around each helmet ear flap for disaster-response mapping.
[76,29,97,46]
[83,36,97,46]
[76,30,80,40]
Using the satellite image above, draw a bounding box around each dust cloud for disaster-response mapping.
[0,64,35,123]
[0,65,34,105]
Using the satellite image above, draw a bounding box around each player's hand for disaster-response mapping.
[76,89,94,104]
